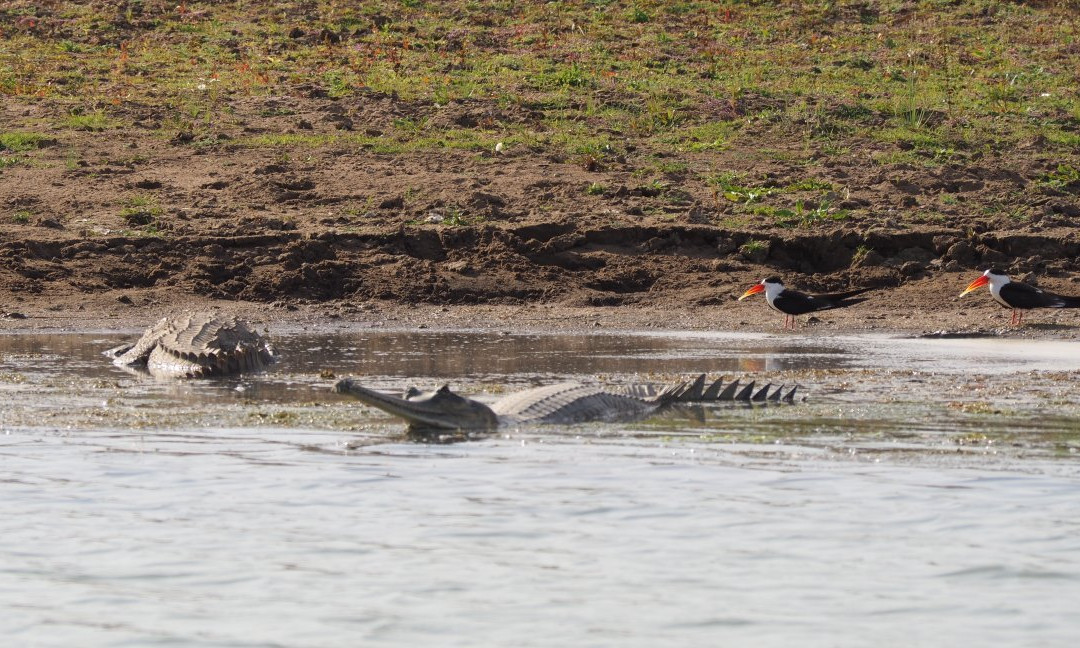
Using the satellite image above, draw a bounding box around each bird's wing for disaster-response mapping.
[773,289,818,315]
[1000,282,1065,309]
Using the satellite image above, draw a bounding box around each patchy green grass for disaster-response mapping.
[668,121,734,152]
[60,110,122,131]
[1040,164,1080,189]
[708,172,773,204]
[1045,129,1080,149]
[0,132,50,152]
[234,133,344,148]
[766,201,850,228]
[739,238,768,258]
[0,0,1077,187]
[785,179,833,193]
[119,195,162,227]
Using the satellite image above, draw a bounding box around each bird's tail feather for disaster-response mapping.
[825,287,875,301]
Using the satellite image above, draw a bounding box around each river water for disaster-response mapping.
[2,328,1079,646]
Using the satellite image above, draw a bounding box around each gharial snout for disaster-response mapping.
[331,378,355,394]
[330,377,499,431]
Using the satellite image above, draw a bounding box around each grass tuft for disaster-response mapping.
[0,132,51,152]
[61,111,121,131]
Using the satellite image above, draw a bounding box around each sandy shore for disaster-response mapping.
[3,279,1080,340]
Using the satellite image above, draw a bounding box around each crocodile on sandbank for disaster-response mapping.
[333,374,799,432]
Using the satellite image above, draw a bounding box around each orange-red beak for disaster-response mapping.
[739,283,765,301]
[959,275,988,297]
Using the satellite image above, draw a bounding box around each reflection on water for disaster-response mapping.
[282,330,855,377]
[2,329,1080,647]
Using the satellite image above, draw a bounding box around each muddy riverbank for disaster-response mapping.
[4,1,1080,340]
[3,277,1080,340]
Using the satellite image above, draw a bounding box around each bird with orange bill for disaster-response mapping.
[738,277,873,330]
[959,268,1080,325]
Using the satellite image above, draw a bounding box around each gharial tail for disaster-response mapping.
[661,374,799,404]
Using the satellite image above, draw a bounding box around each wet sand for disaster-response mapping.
[4,283,1080,340]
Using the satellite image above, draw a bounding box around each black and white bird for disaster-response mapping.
[738,277,873,330]
[959,268,1080,325]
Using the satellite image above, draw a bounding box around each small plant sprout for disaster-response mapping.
[774,201,850,228]
[119,195,162,226]
[443,207,469,226]
[740,238,767,257]
[851,245,874,265]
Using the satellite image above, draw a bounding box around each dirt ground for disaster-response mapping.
[2,93,1080,337]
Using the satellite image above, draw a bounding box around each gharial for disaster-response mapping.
[106,313,275,378]
[333,374,800,432]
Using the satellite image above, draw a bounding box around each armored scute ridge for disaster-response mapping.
[333,374,800,432]
[107,313,275,378]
